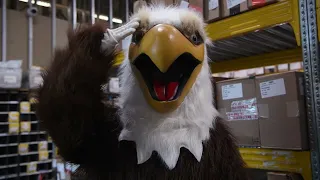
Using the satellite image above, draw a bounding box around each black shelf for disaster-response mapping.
[0,89,54,180]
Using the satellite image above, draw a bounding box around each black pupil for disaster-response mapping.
[133,31,144,44]
[192,35,197,42]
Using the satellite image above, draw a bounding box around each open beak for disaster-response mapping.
[129,24,205,113]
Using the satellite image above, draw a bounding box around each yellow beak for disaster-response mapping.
[129,24,205,113]
[129,24,204,70]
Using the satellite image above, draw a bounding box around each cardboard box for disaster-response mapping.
[216,78,261,146]
[188,0,204,14]
[264,65,278,74]
[267,172,304,180]
[248,0,277,9]
[150,0,176,5]
[176,0,204,16]
[290,62,303,71]
[277,63,289,73]
[256,71,309,150]
[204,0,221,22]
[222,0,248,17]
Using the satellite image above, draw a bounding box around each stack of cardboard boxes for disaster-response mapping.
[216,71,308,179]
[216,71,308,150]
[148,0,278,22]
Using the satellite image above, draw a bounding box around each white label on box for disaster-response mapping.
[246,68,256,76]
[231,98,257,113]
[227,0,246,9]
[226,98,258,120]
[226,111,259,121]
[209,0,219,10]
[222,83,243,100]
[234,70,248,78]
[4,75,17,84]
[278,63,289,71]
[290,62,302,70]
[255,67,265,75]
[179,1,189,8]
[260,78,286,98]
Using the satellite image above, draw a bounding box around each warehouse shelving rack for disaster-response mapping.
[205,0,319,179]
[0,89,54,180]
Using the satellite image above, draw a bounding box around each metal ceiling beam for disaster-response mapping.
[2,0,7,62]
[90,0,95,24]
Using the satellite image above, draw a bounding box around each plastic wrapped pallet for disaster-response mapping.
[0,60,23,89]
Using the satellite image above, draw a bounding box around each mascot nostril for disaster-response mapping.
[37,5,249,180]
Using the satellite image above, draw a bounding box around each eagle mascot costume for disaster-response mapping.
[37,5,248,180]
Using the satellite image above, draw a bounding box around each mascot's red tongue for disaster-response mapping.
[153,80,179,101]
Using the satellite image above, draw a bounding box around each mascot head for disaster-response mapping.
[118,5,219,169]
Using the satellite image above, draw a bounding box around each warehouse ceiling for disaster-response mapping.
[6,0,136,26]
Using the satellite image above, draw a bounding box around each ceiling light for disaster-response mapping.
[112,18,123,24]
[18,0,123,24]
[98,15,109,21]
[19,0,51,7]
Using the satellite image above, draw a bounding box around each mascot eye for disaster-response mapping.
[132,31,145,44]
[190,31,203,45]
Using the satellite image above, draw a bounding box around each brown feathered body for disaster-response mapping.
[36,24,249,180]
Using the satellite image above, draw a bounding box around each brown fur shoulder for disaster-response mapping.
[36,23,121,165]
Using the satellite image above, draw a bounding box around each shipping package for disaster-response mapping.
[248,0,277,9]
[204,0,221,22]
[150,0,176,5]
[222,0,248,17]
[264,65,278,74]
[267,172,304,180]
[216,78,261,146]
[176,0,204,15]
[256,71,309,150]
[189,0,204,13]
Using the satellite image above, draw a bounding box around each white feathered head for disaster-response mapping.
[117,5,219,169]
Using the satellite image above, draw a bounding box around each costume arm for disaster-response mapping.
[36,20,138,165]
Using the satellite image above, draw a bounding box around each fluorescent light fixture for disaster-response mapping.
[19,0,123,24]
[98,15,109,21]
[112,18,123,24]
[19,0,51,7]
[94,15,123,24]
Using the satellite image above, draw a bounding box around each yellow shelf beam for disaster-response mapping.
[116,49,302,73]
[115,0,302,68]
[205,0,301,46]
[240,148,312,180]
[211,48,302,73]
